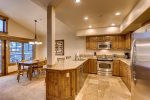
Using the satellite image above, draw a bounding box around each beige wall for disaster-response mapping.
[8,19,35,39]
[36,18,86,59]
[6,18,35,73]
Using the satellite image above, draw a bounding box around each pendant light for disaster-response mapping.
[29,20,42,45]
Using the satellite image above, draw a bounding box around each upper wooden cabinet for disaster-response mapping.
[86,36,97,50]
[125,33,131,50]
[86,34,131,50]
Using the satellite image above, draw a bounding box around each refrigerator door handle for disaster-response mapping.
[131,40,137,85]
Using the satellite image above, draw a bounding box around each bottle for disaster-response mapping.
[94,52,97,56]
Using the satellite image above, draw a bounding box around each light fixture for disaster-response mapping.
[111,23,116,26]
[75,0,80,3]
[88,25,92,29]
[115,12,121,16]
[84,16,88,20]
[29,20,42,45]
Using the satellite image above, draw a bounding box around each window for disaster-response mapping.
[0,19,7,33]
[24,43,33,60]
[9,42,33,64]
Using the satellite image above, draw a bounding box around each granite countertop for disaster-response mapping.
[46,59,88,71]
[119,58,131,66]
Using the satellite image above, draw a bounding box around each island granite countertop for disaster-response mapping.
[46,59,88,71]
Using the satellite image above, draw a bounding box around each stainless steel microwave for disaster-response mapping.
[98,42,111,49]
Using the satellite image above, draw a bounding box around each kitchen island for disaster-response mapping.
[46,59,89,100]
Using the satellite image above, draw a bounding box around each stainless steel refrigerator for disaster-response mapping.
[131,32,150,100]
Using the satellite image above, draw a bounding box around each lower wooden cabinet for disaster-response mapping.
[83,59,97,74]
[88,59,97,74]
[46,70,76,100]
[112,60,120,76]
[113,60,131,91]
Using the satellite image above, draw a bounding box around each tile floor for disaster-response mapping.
[0,74,131,100]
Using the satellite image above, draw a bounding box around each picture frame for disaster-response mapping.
[55,40,64,55]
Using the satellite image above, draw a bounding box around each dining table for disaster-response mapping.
[18,59,47,81]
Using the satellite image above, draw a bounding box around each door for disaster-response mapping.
[131,39,150,100]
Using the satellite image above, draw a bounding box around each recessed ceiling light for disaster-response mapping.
[115,12,121,16]
[75,0,80,3]
[88,25,92,28]
[111,23,116,26]
[84,16,88,20]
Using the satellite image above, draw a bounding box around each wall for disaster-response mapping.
[8,19,35,39]
[76,27,120,36]
[5,18,35,73]
[36,18,86,60]
[120,0,150,32]
[37,18,127,61]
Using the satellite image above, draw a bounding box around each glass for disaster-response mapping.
[10,42,22,63]
[24,43,33,60]
[0,20,3,32]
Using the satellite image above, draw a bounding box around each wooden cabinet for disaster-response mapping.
[112,60,120,76]
[86,35,129,50]
[86,37,97,50]
[125,33,131,50]
[119,61,124,77]
[83,59,89,73]
[88,59,97,74]
[46,70,76,100]
[118,36,125,49]
[76,66,82,93]
[113,60,131,91]
[119,60,131,91]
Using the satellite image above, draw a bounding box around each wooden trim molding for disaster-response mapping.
[0,15,9,20]
[0,33,34,42]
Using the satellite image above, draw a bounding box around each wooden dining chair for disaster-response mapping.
[33,60,47,75]
[17,61,29,82]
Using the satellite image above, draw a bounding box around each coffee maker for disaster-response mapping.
[124,52,130,59]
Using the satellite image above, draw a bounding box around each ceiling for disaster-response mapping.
[54,0,139,30]
[0,0,139,35]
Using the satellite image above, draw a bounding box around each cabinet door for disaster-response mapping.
[76,67,81,93]
[118,36,125,49]
[112,36,118,49]
[97,36,104,42]
[89,59,97,74]
[119,61,123,77]
[83,60,89,73]
[125,33,131,50]
[86,37,90,49]
[113,60,120,76]
[89,37,98,50]
[127,66,131,91]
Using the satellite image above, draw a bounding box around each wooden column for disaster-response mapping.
[47,5,56,65]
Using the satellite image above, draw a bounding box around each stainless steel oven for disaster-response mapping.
[98,42,111,49]
[97,59,113,76]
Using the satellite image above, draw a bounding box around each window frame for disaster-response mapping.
[0,15,8,33]
[9,41,34,65]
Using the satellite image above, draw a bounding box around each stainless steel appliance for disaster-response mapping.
[97,57,113,76]
[131,32,150,100]
[98,42,111,49]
